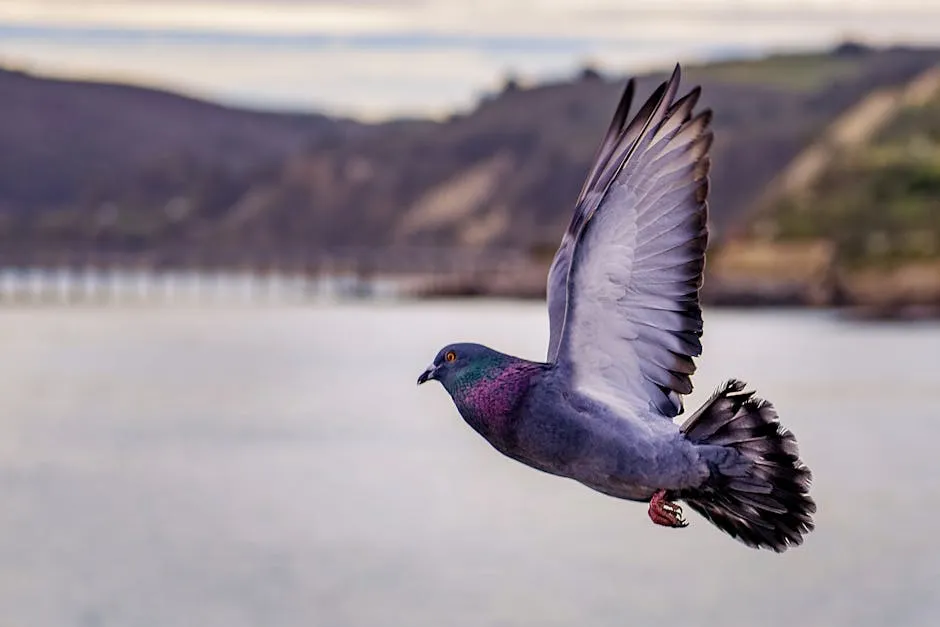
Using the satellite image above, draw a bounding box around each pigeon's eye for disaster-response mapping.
[444,351,457,363]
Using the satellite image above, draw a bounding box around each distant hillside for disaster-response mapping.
[2,43,940,265]
[0,67,361,205]
[710,64,940,315]
[0,66,363,259]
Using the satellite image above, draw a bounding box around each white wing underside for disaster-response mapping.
[547,66,712,419]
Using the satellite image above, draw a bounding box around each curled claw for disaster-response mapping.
[648,490,689,528]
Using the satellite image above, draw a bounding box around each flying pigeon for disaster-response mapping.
[417,65,815,551]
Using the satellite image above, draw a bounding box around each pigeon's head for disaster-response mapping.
[417,342,505,393]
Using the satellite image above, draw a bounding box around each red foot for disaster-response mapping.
[648,490,688,528]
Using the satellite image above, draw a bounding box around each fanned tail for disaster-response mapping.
[680,380,815,552]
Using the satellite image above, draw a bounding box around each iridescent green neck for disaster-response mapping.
[444,357,542,433]
[448,355,507,396]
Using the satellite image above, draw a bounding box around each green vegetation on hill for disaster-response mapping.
[767,85,940,269]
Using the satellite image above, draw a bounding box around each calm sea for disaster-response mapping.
[0,302,938,626]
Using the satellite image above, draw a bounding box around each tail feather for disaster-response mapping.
[680,379,815,552]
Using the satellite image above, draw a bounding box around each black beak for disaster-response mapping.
[417,365,437,385]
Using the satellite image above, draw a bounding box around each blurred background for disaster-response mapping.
[1,1,939,626]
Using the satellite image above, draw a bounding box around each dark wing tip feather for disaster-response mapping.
[636,81,669,125]
[666,86,701,122]
[662,66,683,110]
[669,63,682,84]
[572,79,637,214]
[696,163,711,200]
[695,131,715,160]
[610,79,636,132]
[571,73,674,233]
[696,108,713,128]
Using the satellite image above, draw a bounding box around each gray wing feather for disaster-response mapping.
[546,79,637,360]
[552,65,712,418]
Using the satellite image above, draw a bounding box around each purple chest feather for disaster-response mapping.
[454,363,539,430]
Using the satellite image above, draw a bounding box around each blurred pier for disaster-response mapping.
[0,248,544,305]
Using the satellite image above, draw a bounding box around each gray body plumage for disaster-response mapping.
[502,366,711,501]
[419,66,815,552]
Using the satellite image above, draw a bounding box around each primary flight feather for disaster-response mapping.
[417,65,815,552]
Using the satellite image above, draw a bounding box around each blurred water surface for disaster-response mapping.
[0,302,938,626]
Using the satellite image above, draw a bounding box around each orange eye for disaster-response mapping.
[444,351,457,363]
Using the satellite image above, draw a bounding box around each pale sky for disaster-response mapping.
[1,0,938,119]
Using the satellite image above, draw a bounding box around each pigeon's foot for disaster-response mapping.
[648,490,688,528]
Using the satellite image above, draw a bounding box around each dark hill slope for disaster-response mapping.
[2,44,939,263]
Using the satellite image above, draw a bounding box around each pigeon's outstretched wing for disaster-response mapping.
[548,66,712,418]
[546,79,637,359]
